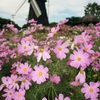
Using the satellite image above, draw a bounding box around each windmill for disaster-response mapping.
[12,0,49,26]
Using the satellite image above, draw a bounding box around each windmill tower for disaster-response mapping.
[12,0,49,26]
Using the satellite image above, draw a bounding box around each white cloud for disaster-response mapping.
[0,0,100,27]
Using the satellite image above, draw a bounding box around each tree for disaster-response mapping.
[0,17,21,29]
[84,2,100,19]
[66,16,81,26]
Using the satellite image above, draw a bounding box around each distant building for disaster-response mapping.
[81,14,100,25]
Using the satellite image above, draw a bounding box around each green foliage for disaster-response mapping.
[0,59,14,83]
[0,17,21,29]
[22,23,29,29]
[49,22,57,27]
[66,16,82,26]
[84,2,100,19]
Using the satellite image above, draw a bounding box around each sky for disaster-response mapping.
[0,0,100,27]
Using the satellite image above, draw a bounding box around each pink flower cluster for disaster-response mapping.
[42,93,70,100]
[0,19,100,100]
[0,62,50,100]
[69,28,100,99]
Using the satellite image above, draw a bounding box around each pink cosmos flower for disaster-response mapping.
[81,82,100,100]
[57,19,69,25]
[96,22,100,26]
[79,31,91,43]
[13,89,25,100]
[35,47,51,62]
[38,24,44,30]
[42,97,47,100]
[50,74,61,84]
[26,70,33,82]
[10,52,16,59]
[81,42,94,54]
[22,35,33,42]
[19,76,32,90]
[75,70,86,83]
[12,27,18,33]
[70,49,90,69]
[66,60,71,66]
[92,51,100,61]
[47,27,58,38]
[10,70,17,74]
[6,24,14,28]
[11,37,20,43]
[92,62,100,71]
[55,93,70,100]
[6,24,18,33]
[0,76,11,91]
[17,39,30,54]
[70,80,81,87]
[8,74,19,90]
[26,42,38,55]
[28,18,37,24]
[11,61,21,69]
[31,65,49,84]
[0,37,6,42]
[23,29,31,35]
[0,28,5,35]
[88,41,94,45]
[71,35,80,50]
[2,88,15,100]
[16,62,32,75]
[53,40,69,60]
[0,30,2,35]
[87,29,95,35]
[0,52,8,58]
[96,31,100,37]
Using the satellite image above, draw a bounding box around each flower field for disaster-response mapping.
[0,19,100,100]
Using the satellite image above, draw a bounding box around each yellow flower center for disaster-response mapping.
[23,79,26,83]
[40,49,44,52]
[12,79,17,83]
[75,81,79,85]
[58,47,62,51]
[94,57,98,61]
[23,68,27,71]
[93,74,98,78]
[39,72,43,76]
[18,94,22,98]
[81,38,84,41]
[3,84,6,87]
[27,38,30,41]
[85,47,88,51]
[2,54,4,57]
[77,57,81,61]
[52,31,56,34]
[89,88,93,92]
[24,46,27,49]
[18,63,20,67]
[9,92,12,95]
[74,42,78,46]
[80,70,84,74]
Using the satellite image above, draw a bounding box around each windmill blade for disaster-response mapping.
[46,0,50,17]
[30,0,42,17]
[12,0,27,16]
